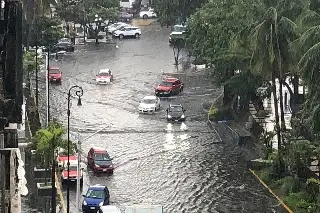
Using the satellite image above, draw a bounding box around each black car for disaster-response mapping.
[118,11,133,22]
[53,41,75,52]
[166,104,186,122]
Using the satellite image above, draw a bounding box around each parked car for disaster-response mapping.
[155,77,184,96]
[96,69,114,84]
[118,11,133,22]
[113,26,141,39]
[138,96,160,114]
[53,41,74,52]
[56,148,77,168]
[99,205,121,213]
[82,184,110,213]
[87,148,114,173]
[166,104,186,122]
[48,66,62,83]
[107,22,129,34]
[60,160,83,185]
[169,24,187,44]
[139,8,157,19]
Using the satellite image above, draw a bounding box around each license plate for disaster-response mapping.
[53,79,56,81]
[103,169,107,171]
[71,179,75,181]
[175,120,179,121]
[90,207,95,209]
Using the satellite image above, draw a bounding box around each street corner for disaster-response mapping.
[131,18,156,27]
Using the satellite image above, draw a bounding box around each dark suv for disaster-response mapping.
[166,104,186,122]
[87,148,114,173]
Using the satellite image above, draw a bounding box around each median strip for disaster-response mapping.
[248,169,293,213]
[55,171,67,213]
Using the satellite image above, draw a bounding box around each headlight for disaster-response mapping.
[95,164,100,167]
[181,114,185,118]
[83,200,87,205]
[99,201,103,207]
[168,115,172,118]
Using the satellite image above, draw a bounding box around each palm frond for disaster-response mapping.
[299,25,320,53]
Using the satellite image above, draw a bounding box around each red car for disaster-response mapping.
[155,77,184,96]
[87,148,114,173]
[48,66,62,83]
[60,160,83,185]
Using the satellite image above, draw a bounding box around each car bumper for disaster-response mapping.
[82,205,100,212]
[93,167,114,173]
[61,177,83,182]
[96,80,110,84]
[49,78,61,82]
[155,91,171,96]
[167,117,185,122]
[139,109,155,114]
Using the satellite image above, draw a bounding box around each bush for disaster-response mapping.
[284,191,314,213]
[208,105,232,121]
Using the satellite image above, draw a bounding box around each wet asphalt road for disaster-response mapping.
[35,21,286,212]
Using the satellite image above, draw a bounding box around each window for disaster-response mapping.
[86,189,105,199]
[159,81,173,86]
[121,0,129,2]
[49,69,60,74]
[142,99,156,104]
[94,153,111,161]
[64,166,77,171]
[169,106,183,112]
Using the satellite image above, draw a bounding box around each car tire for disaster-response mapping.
[119,34,124,39]
[135,33,140,38]
[143,14,148,19]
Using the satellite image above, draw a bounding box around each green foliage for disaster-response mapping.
[56,0,119,24]
[30,16,64,47]
[33,122,73,168]
[23,51,42,76]
[154,0,206,27]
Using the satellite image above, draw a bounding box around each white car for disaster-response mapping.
[113,26,141,39]
[139,8,157,19]
[139,96,160,113]
[107,22,130,33]
[96,69,114,84]
[99,205,121,213]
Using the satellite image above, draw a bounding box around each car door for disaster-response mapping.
[88,149,93,166]
[173,80,180,93]
[127,28,135,36]
[104,187,110,204]
[156,97,160,108]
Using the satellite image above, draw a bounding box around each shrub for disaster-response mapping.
[284,191,314,213]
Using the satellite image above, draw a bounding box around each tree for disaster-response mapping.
[171,37,185,66]
[23,50,43,80]
[29,16,64,47]
[154,0,207,27]
[33,122,74,169]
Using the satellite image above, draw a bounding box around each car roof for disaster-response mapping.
[143,96,157,100]
[49,66,59,70]
[91,147,108,153]
[169,104,182,107]
[99,69,110,73]
[88,184,107,190]
[166,78,178,82]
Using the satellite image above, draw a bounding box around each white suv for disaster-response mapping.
[113,26,141,39]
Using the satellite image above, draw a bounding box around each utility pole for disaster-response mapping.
[35,45,38,107]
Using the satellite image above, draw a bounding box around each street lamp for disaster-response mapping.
[67,85,84,213]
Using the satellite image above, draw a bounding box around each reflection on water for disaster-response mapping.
[180,122,187,131]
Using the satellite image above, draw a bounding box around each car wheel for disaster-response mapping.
[119,34,124,39]
[143,14,148,19]
[135,33,140,38]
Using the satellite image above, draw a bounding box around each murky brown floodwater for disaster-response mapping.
[32,22,286,212]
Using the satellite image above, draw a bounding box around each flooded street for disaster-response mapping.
[35,22,285,212]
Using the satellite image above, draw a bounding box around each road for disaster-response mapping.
[35,21,286,212]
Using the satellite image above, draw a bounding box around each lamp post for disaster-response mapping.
[75,126,109,212]
[94,14,102,44]
[67,85,84,213]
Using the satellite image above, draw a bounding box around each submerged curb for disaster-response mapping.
[55,172,67,213]
[248,169,294,213]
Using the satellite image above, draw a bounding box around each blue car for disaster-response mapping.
[82,185,110,213]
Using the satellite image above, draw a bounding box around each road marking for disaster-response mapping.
[55,172,67,213]
[249,169,294,213]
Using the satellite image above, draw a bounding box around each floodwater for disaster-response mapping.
[32,21,286,212]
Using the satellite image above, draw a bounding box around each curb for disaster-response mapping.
[55,172,67,213]
[248,169,294,213]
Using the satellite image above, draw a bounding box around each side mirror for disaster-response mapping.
[183,109,186,112]
[110,158,114,161]
[166,109,168,112]
[82,194,85,197]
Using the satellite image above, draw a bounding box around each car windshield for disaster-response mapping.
[98,72,110,76]
[173,25,186,32]
[94,153,111,161]
[85,189,105,199]
[49,69,60,74]
[169,107,183,112]
[159,81,173,86]
[64,166,77,171]
[142,99,156,104]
